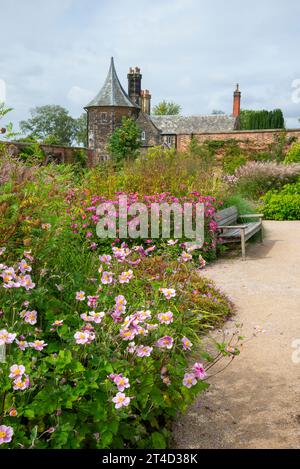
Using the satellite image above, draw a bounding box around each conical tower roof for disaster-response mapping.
[85,57,139,109]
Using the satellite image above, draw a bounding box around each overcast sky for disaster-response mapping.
[1,0,300,130]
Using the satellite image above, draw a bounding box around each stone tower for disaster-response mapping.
[85,57,140,160]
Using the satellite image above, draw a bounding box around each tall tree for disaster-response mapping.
[240,109,284,130]
[108,116,141,164]
[74,113,87,147]
[20,105,78,146]
[152,100,181,115]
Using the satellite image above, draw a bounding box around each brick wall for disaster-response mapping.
[176,129,300,153]
[1,141,95,167]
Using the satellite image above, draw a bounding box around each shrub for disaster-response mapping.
[0,244,237,449]
[234,161,300,199]
[284,142,300,164]
[262,179,300,220]
[221,194,256,215]
[222,143,247,174]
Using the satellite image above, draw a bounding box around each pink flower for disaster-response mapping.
[112,392,131,409]
[126,342,136,354]
[114,375,130,392]
[159,288,176,300]
[13,375,30,391]
[183,373,197,388]
[74,331,90,344]
[198,255,206,269]
[181,337,193,350]
[76,291,86,301]
[9,408,18,417]
[29,340,47,351]
[99,254,112,265]
[19,274,35,290]
[19,259,32,274]
[157,311,173,324]
[101,271,113,284]
[192,362,206,380]
[167,239,178,246]
[24,310,37,325]
[120,328,136,341]
[87,295,99,308]
[0,329,16,345]
[136,345,153,357]
[24,250,34,262]
[0,425,13,445]
[52,320,64,327]
[114,304,126,315]
[136,310,151,321]
[180,251,193,262]
[9,364,25,379]
[16,339,28,351]
[156,336,174,349]
[146,323,158,331]
[89,311,105,323]
[119,270,133,284]
[115,295,127,306]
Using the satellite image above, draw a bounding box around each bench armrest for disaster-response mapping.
[218,225,247,229]
[239,214,264,218]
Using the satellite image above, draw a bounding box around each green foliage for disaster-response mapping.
[87,145,220,197]
[234,161,300,200]
[222,194,255,215]
[108,116,142,164]
[284,142,300,164]
[152,101,181,116]
[262,179,300,220]
[74,113,87,147]
[222,142,247,174]
[240,109,285,130]
[20,105,78,146]
[0,102,19,139]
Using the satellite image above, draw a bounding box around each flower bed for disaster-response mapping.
[0,244,237,449]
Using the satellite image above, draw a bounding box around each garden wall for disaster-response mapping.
[176,129,300,153]
[1,141,95,167]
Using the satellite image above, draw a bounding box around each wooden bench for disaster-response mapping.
[214,206,264,260]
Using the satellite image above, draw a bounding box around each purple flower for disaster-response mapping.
[183,373,197,388]
[156,336,174,350]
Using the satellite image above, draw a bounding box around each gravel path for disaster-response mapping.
[174,221,300,449]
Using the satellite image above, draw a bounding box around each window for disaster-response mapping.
[101,112,108,123]
[167,136,172,145]
[141,131,146,141]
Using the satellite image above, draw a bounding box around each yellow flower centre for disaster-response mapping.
[0,431,6,438]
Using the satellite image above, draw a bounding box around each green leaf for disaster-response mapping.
[151,432,166,449]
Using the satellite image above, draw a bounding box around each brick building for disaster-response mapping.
[85,58,300,160]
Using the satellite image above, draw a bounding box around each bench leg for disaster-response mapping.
[259,226,263,244]
[241,231,246,260]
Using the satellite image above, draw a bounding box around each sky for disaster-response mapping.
[1,0,300,130]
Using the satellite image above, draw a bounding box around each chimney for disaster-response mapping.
[128,66,142,106]
[141,89,151,115]
[233,84,241,117]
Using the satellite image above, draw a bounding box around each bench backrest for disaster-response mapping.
[215,206,238,226]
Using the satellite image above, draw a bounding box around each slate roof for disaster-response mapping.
[150,115,237,134]
[85,57,139,109]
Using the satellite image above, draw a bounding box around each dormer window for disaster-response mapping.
[101,112,108,123]
[141,131,146,141]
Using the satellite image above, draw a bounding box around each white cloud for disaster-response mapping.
[1,0,299,128]
[67,86,93,106]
